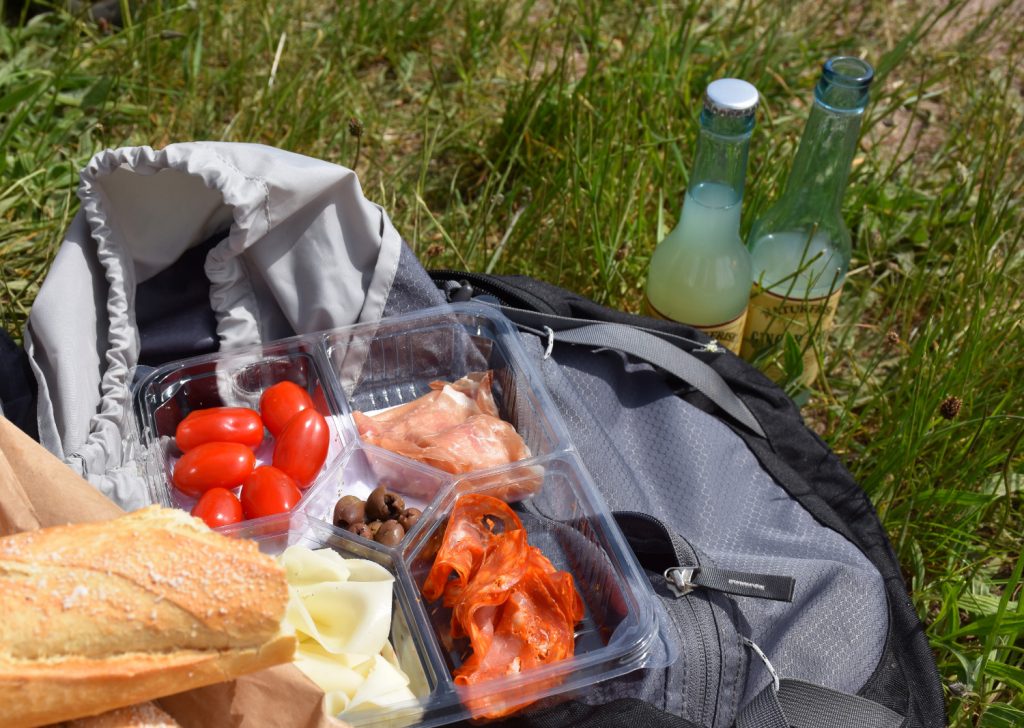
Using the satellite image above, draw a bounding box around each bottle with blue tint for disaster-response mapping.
[741,56,874,383]
[644,78,759,354]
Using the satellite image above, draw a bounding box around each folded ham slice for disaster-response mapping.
[354,371,531,476]
[431,370,500,418]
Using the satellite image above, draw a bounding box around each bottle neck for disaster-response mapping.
[778,98,864,217]
[686,110,754,207]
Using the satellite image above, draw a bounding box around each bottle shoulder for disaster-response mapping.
[651,226,749,262]
[654,186,748,257]
[748,202,851,252]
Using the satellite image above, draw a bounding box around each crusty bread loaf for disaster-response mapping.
[0,506,296,727]
[61,702,181,727]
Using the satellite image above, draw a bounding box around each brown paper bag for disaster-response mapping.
[0,417,123,531]
[0,417,346,728]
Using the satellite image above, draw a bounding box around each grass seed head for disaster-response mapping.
[939,395,963,420]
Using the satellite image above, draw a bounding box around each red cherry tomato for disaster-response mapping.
[240,466,302,519]
[191,488,244,529]
[173,442,256,498]
[273,408,330,488]
[259,381,314,437]
[175,407,264,451]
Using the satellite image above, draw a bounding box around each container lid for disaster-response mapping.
[704,78,759,118]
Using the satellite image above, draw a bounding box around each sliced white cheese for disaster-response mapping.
[280,546,424,725]
[291,579,394,655]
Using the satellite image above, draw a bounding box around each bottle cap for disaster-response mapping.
[704,79,759,118]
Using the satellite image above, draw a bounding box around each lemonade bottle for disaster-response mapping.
[741,56,874,383]
[644,78,759,354]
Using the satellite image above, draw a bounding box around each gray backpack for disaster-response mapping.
[17,143,944,728]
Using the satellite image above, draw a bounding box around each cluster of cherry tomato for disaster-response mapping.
[172,381,330,529]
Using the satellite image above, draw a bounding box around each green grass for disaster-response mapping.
[2,0,1022,723]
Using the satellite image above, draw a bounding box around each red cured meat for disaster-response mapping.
[421,494,583,720]
[421,494,523,603]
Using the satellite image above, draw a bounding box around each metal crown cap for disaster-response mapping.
[704,78,759,118]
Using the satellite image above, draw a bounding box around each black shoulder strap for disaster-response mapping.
[0,329,38,440]
[737,680,906,728]
[492,305,765,438]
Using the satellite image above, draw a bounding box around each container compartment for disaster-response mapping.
[224,512,447,727]
[131,339,350,520]
[404,456,660,721]
[299,445,453,548]
[321,304,569,482]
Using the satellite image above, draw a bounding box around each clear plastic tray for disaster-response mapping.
[132,338,350,513]
[130,302,667,726]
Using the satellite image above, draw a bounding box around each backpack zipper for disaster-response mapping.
[615,511,795,602]
[615,511,796,726]
[614,510,724,724]
[428,269,560,313]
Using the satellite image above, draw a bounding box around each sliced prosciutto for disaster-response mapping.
[429,370,500,418]
[373,415,530,475]
[354,371,532,475]
[353,383,480,442]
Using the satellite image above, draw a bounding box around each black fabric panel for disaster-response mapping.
[715,354,943,728]
[0,328,38,440]
[431,272,945,728]
[135,234,223,367]
[450,698,702,728]
[383,242,448,317]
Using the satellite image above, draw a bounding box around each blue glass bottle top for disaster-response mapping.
[816,56,874,111]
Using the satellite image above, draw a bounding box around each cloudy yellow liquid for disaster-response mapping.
[742,230,846,381]
[644,182,752,352]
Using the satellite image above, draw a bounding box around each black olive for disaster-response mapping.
[366,486,406,521]
[365,486,390,521]
[333,495,365,529]
[398,507,422,532]
[348,522,374,540]
[387,492,406,518]
[375,520,405,546]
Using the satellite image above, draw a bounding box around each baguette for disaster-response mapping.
[61,702,181,727]
[0,506,296,727]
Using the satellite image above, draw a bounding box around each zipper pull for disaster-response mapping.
[664,565,795,602]
[613,511,796,602]
[664,566,699,597]
[450,280,475,302]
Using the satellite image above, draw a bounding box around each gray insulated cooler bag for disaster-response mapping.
[8,143,945,728]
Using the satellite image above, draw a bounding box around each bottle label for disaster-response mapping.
[740,285,842,384]
[644,297,747,354]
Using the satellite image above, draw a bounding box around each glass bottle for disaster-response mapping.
[741,56,874,383]
[644,78,758,354]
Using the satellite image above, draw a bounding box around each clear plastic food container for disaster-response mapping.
[226,511,440,728]
[130,303,670,727]
[132,338,350,513]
